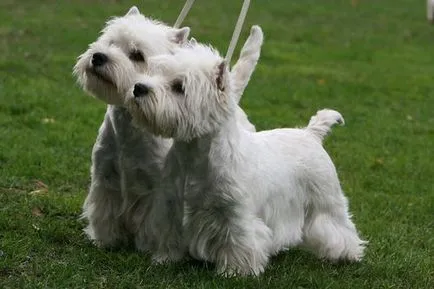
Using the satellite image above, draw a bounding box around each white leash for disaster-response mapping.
[225,0,251,66]
[173,0,251,66]
[174,0,196,28]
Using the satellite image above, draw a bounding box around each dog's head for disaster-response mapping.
[73,6,190,105]
[125,44,234,141]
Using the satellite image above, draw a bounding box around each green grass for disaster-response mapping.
[1,0,433,288]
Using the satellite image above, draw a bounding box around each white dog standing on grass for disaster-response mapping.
[73,6,263,251]
[126,43,367,276]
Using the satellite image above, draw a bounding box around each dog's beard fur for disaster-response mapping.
[127,43,366,276]
[74,45,137,105]
[129,86,232,142]
[128,86,181,139]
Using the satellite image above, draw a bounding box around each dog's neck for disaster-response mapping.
[108,105,172,155]
[174,106,242,173]
[173,106,244,209]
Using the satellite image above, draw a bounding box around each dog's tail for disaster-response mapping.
[305,109,344,142]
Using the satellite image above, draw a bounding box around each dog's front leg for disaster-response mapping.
[82,119,127,248]
[146,154,186,263]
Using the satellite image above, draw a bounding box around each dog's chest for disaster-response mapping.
[184,163,209,200]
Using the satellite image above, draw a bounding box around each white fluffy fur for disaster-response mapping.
[73,6,263,251]
[125,43,367,276]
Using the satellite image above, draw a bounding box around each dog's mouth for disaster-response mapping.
[86,67,116,87]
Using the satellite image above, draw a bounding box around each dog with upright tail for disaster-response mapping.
[125,43,367,276]
[73,6,264,251]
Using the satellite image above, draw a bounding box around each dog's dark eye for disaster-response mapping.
[129,50,145,62]
[171,80,184,95]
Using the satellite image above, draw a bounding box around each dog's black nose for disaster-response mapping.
[133,83,150,98]
[92,52,108,67]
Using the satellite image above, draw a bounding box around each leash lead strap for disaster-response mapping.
[225,0,251,66]
[174,0,196,28]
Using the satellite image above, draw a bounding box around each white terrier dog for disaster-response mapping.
[125,43,367,276]
[73,6,263,250]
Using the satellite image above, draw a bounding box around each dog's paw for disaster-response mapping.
[216,262,265,277]
[90,237,118,249]
[151,253,171,264]
[92,239,106,248]
[151,250,185,264]
[217,266,239,278]
[343,240,368,262]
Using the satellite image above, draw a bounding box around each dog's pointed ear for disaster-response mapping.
[126,6,140,16]
[189,37,198,46]
[169,27,190,44]
[216,60,228,92]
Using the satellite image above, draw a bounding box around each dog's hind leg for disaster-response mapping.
[302,176,367,262]
[261,197,305,255]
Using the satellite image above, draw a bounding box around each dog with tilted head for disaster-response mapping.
[125,42,367,276]
[73,6,264,251]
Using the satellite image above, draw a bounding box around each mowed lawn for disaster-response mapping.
[0,0,433,288]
